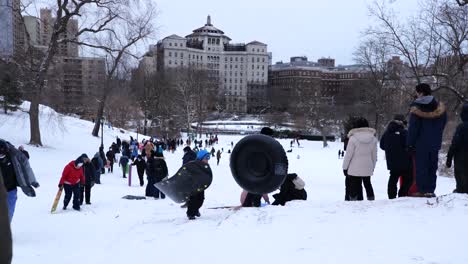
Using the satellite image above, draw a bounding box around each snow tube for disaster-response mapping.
[230,134,288,194]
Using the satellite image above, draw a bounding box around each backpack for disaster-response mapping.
[292,176,305,190]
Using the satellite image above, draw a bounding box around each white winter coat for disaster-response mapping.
[342,127,378,177]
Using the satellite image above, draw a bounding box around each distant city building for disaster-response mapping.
[40,8,79,57]
[0,0,24,58]
[269,56,370,111]
[23,16,41,46]
[152,16,270,112]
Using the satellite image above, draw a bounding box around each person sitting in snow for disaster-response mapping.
[240,190,270,207]
[272,173,307,206]
[59,155,86,211]
[119,155,130,178]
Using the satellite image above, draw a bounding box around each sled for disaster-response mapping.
[51,188,63,213]
[155,160,213,203]
[122,195,146,200]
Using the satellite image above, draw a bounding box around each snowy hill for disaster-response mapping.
[1,103,467,264]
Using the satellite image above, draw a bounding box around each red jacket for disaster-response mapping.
[59,161,85,185]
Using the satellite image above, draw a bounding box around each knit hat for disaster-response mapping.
[260,127,274,136]
[196,150,210,161]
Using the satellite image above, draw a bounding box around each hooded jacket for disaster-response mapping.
[447,104,468,162]
[380,120,411,171]
[0,140,39,197]
[59,161,85,185]
[407,96,447,151]
[343,128,378,177]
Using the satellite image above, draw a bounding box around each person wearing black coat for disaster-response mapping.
[119,155,130,178]
[116,137,122,152]
[99,146,106,174]
[18,146,29,159]
[182,146,197,165]
[447,104,468,193]
[106,149,115,173]
[80,156,95,205]
[380,115,413,199]
[272,173,307,206]
[145,152,168,198]
[0,172,12,264]
[132,155,146,186]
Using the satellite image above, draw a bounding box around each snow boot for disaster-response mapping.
[188,216,196,220]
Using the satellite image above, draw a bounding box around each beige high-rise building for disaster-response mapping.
[23,16,41,46]
[154,16,270,113]
[40,8,79,57]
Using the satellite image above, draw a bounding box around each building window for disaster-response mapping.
[169,52,172,57]
[169,43,172,46]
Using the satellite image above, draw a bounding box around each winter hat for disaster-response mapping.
[196,150,210,161]
[393,114,407,125]
[183,146,192,152]
[353,117,369,129]
[260,127,274,136]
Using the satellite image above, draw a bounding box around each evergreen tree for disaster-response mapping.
[0,66,22,114]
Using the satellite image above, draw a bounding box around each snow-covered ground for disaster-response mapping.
[1,104,468,264]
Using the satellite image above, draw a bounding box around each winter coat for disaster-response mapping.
[182,150,197,165]
[0,173,12,264]
[92,153,103,171]
[119,156,130,167]
[272,173,307,206]
[380,120,412,171]
[83,162,96,186]
[147,157,168,182]
[447,104,468,173]
[106,150,115,164]
[59,161,85,186]
[342,128,378,177]
[20,150,29,159]
[0,140,39,197]
[133,156,146,174]
[407,96,447,151]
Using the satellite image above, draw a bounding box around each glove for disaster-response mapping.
[446,160,452,168]
[31,182,40,188]
[343,170,348,177]
[58,184,63,189]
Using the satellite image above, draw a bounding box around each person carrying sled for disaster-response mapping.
[186,150,211,220]
[272,173,307,206]
[80,155,95,205]
[132,154,146,187]
[380,114,413,199]
[59,155,86,211]
[446,103,468,193]
[0,139,39,222]
[342,118,378,201]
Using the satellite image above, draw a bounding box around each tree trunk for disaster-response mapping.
[320,128,328,148]
[92,98,105,137]
[29,98,42,146]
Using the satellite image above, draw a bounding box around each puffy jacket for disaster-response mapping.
[83,162,96,186]
[59,161,85,185]
[380,120,411,171]
[343,128,378,177]
[447,104,468,162]
[147,157,168,182]
[407,96,447,151]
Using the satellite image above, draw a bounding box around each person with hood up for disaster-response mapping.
[146,152,168,199]
[18,145,29,159]
[407,83,447,197]
[0,139,39,222]
[80,155,95,205]
[380,114,413,199]
[106,147,116,173]
[446,103,468,193]
[182,146,197,165]
[119,155,130,178]
[132,154,146,187]
[59,155,86,211]
[99,146,106,174]
[91,152,103,184]
[342,118,378,201]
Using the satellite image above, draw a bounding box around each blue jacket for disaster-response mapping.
[407,96,447,151]
[380,120,411,171]
[447,104,468,162]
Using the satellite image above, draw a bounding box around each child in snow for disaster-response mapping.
[446,103,468,193]
[119,155,130,178]
[186,150,211,220]
[132,155,146,186]
[59,155,86,211]
[342,118,378,201]
[272,173,307,206]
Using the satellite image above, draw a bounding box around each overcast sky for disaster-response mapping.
[152,0,420,65]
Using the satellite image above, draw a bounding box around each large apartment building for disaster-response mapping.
[40,8,79,57]
[0,0,24,58]
[153,16,270,113]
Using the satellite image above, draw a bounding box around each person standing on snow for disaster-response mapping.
[342,118,378,201]
[380,114,413,199]
[407,83,447,197]
[186,150,211,220]
[0,173,12,264]
[182,146,197,165]
[106,147,116,173]
[59,155,86,211]
[0,139,39,222]
[18,145,29,160]
[80,155,95,205]
[99,146,106,174]
[216,150,221,166]
[119,155,130,178]
[91,152,103,184]
[446,103,468,193]
[146,152,168,199]
[132,155,146,187]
